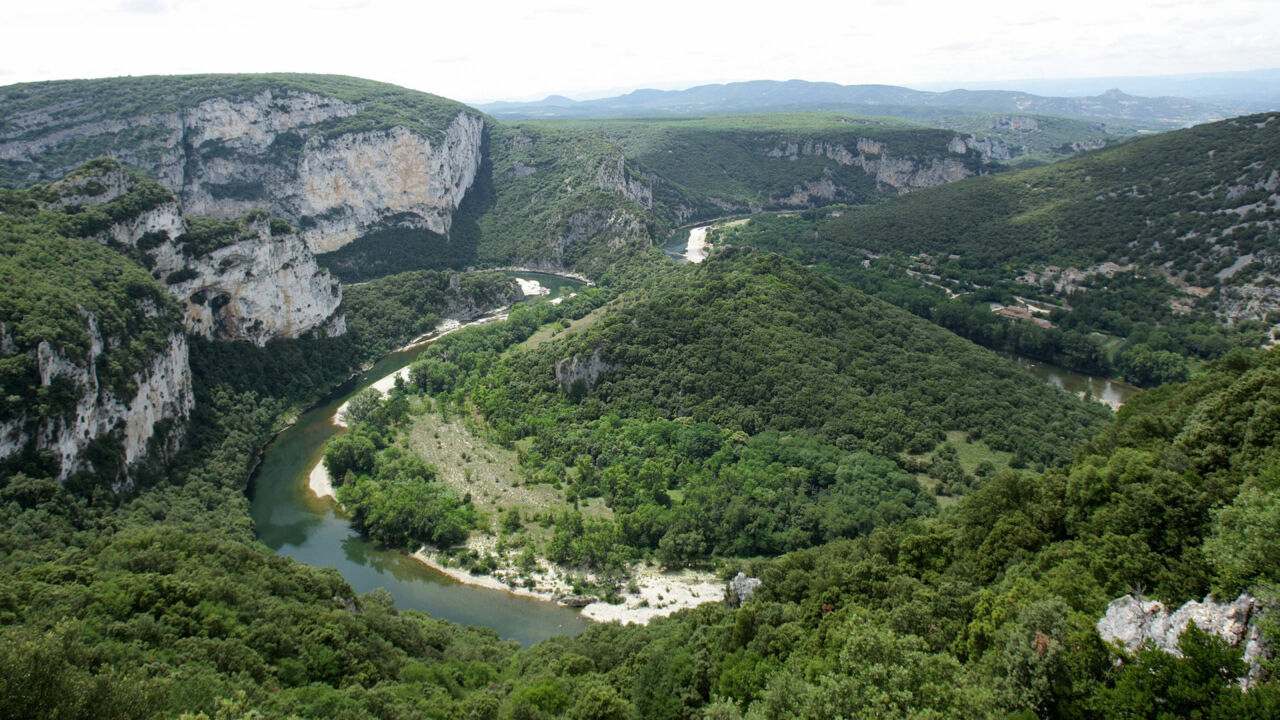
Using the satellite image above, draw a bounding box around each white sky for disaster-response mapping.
[2,0,1277,104]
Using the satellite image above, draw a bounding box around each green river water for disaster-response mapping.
[248,273,593,646]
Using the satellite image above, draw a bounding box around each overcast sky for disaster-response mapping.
[2,0,1277,103]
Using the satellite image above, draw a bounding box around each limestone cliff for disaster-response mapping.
[1,83,483,256]
[167,216,346,345]
[54,161,344,345]
[765,133,1008,204]
[0,317,193,487]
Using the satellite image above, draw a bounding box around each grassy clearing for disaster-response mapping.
[943,430,1015,474]
[402,400,613,540]
[515,302,612,351]
[910,430,1016,506]
[403,404,566,529]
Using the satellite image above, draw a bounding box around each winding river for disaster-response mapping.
[246,264,1139,647]
[248,273,593,646]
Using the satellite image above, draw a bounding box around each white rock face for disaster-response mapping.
[296,116,484,253]
[595,154,653,210]
[0,318,193,486]
[1,90,484,256]
[1097,593,1269,686]
[70,165,345,345]
[555,348,614,392]
[764,134,1007,202]
[167,218,343,346]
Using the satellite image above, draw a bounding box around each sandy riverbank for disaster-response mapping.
[686,226,710,263]
[308,461,336,501]
[332,312,514,427]
[412,536,724,625]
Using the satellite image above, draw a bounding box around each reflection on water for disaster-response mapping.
[248,277,593,646]
[1001,352,1140,410]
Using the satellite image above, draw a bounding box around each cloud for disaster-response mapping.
[119,0,168,13]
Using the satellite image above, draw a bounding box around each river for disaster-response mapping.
[1001,352,1140,410]
[248,274,594,646]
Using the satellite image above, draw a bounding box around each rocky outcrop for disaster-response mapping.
[555,348,614,393]
[728,572,762,607]
[1,88,484,256]
[0,319,193,487]
[1097,593,1270,686]
[595,155,653,210]
[549,209,649,262]
[56,162,344,345]
[167,218,345,345]
[764,134,1006,197]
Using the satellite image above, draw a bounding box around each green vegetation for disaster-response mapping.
[4,78,1280,720]
[816,112,1280,285]
[712,112,1279,382]
[4,322,1278,718]
[0,169,184,478]
[175,210,292,258]
[351,252,1110,573]
[538,113,994,228]
[474,123,656,273]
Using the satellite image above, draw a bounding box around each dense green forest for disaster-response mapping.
[716,209,1272,384]
[322,252,1110,575]
[2,75,1279,719]
[810,112,1280,287]
[3,320,1277,718]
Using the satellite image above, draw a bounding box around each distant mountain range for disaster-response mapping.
[475,78,1232,127]
[912,68,1280,113]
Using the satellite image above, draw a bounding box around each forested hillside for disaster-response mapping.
[816,112,1280,312]
[315,252,1111,578]
[4,314,1276,719]
[534,113,1006,227]
[711,113,1280,384]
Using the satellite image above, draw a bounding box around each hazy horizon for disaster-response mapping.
[2,0,1278,105]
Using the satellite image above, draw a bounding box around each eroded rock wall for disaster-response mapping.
[0,319,193,486]
[61,163,344,345]
[1,89,484,255]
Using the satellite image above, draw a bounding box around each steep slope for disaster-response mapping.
[813,112,1280,320]
[540,114,1010,226]
[0,74,482,256]
[0,157,351,485]
[49,159,344,345]
[0,168,192,485]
